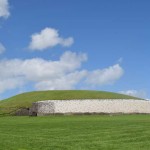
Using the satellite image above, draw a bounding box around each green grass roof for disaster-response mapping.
[0,90,141,115]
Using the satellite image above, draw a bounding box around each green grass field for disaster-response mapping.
[0,90,141,115]
[0,115,150,150]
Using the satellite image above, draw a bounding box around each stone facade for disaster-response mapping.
[30,99,150,116]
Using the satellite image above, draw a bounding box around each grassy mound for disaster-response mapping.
[0,90,141,115]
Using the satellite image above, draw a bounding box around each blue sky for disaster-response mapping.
[0,0,149,99]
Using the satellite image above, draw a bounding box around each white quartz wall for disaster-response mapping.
[34,99,150,115]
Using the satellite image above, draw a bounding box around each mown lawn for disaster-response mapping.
[0,115,150,150]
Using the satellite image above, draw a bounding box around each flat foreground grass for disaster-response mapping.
[0,115,150,150]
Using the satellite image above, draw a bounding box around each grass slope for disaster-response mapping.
[0,115,150,150]
[0,90,141,115]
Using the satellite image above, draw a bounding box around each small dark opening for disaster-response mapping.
[31,112,37,116]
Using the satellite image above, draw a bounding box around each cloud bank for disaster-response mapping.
[86,64,123,86]
[0,51,124,93]
[29,27,74,50]
[0,0,10,19]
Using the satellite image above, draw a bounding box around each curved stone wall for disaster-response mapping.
[30,99,150,116]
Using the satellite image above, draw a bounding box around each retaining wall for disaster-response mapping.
[30,99,150,116]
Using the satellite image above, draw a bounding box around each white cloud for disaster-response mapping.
[0,43,5,54]
[0,77,25,94]
[29,27,74,50]
[0,51,124,93]
[118,57,123,63]
[0,51,87,93]
[35,71,87,90]
[119,90,147,99]
[0,0,10,19]
[86,64,124,86]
